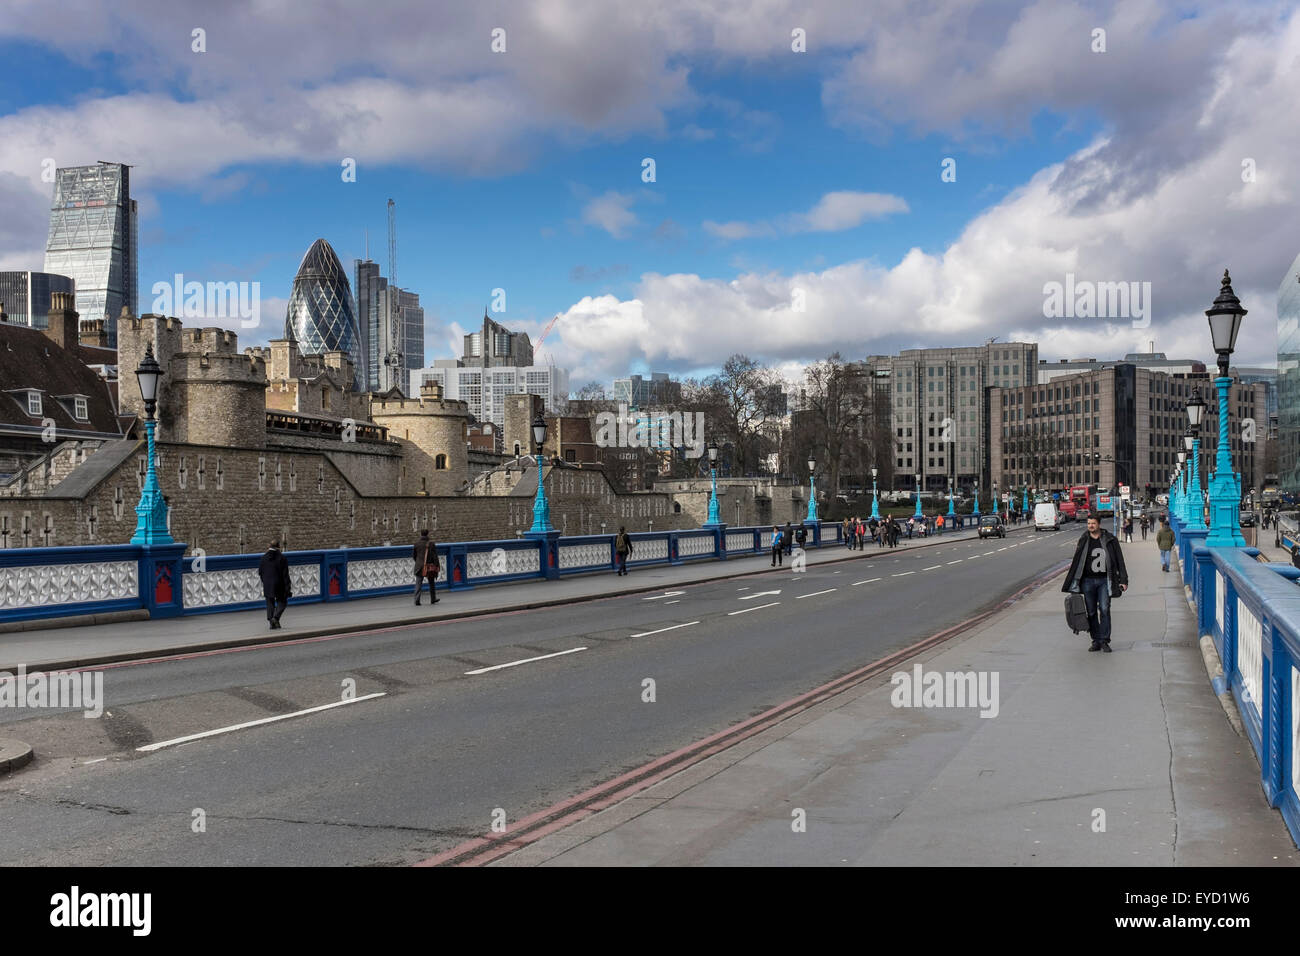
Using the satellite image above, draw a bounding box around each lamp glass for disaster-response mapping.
[1186,391,1205,427]
[135,348,162,404]
[531,415,546,447]
[807,457,816,473]
[1206,310,1243,357]
[1184,433,1194,452]
[708,443,718,463]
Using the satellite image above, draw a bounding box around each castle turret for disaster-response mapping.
[369,390,472,495]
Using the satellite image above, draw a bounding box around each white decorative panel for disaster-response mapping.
[1216,571,1226,634]
[1237,599,1261,709]
[1292,664,1299,796]
[468,547,539,579]
[634,539,669,562]
[184,564,319,608]
[760,531,774,549]
[678,535,714,556]
[726,532,754,552]
[349,556,445,591]
[0,560,136,610]
[559,543,609,570]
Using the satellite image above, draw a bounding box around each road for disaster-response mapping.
[0,527,1076,865]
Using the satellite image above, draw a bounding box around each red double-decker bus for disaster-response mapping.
[1069,484,1097,516]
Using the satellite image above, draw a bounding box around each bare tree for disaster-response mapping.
[703,355,781,476]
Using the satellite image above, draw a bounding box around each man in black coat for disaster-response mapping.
[258,540,291,630]
[1062,516,1129,652]
[414,529,440,605]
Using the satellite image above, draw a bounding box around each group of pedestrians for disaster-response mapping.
[770,522,810,566]
[839,515,910,550]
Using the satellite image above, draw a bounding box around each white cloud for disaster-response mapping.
[580,191,640,239]
[704,191,908,242]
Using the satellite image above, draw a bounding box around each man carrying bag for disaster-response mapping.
[414,529,440,605]
[1062,515,1128,652]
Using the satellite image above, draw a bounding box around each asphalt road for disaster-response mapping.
[0,527,1077,865]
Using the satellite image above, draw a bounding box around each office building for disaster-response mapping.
[1037,351,1204,384]
[612,372,681,408]
[867,342,1038,494]
[410,362,568,433]
[0,271,75,329]
[1278,252,1300,492]
[42,162,137,347]
[284,239,360,385]
[464,314,533,368]
[354,259,426,395]
[990,365,1267,497]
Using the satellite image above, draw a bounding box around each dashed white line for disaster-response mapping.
[137,692,388,751]
[797,588,838,599]
[893,571,915,577]
[923,565,941,571]
[664,600,680,605]
[947,559,963,564]
[631,621,700,638]
[852,577,882,586]
[728,602,780,615]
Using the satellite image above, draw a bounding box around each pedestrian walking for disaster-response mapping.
[770,526,785,566]
[1123,516,1134,543]
[413,528,440,605]
[936,513,944,536]
[1063,515,1129,652]
[795,524,807,553]
[258,539,292,629]
[1290,543,1300,572]
[1140,515,1149,540]
[906,516,914,539]
[615,526,633,575]
[857,519,866,551]
[843,517,853,549]
[784,522,794,556]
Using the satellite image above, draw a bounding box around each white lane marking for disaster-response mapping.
[997,547,1008,552]
[923,565,941,571]
[983,551,996,556]
[737,586,749,591]
[643,591,685,601]
[665,600,680,605]
[797,588,837,599]
[728,602,780,615]
[947,559,963,564]
[82,757,108,765]
[631,621,700,638]
[852,577,882,586]
[137,693,388,752]
[740,590,782,600]
[892,571,915,577]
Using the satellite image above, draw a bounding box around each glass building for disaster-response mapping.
[0,271,75,329]
[1277,252,1300,493]
[43,162,137,347]
[353,258,425,395]
[285,239,360,384]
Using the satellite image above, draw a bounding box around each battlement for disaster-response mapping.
[371,395,471,416]
[181,327,241,354]
[173,349,267,384]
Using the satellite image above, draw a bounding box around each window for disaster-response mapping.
[26,391,41,417]
[74,397,88,421]
[564,449,576,462]
[435,454,448,470]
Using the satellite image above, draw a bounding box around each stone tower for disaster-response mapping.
[369,382,472,496]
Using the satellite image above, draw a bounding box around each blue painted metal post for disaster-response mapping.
[528,454,554,534]
[871,472,880,520]
[1206,375,1246,547]
[131,417,173,545]
[913,475,923,519]
[1186,437,1205,531]
[972,483,980,516]
[947,481,955,518]
[705,464,722,526]
[806,473,818,522]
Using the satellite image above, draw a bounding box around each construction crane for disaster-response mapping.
[534,313,560,364]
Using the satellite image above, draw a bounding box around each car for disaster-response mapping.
[977,515,1006,539]
[1239,510,1258,527]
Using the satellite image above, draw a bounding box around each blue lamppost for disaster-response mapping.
[1021,485,1029,516]
[704,441,721,526]
[130,345,173,545]
[870,467,880,519]
[972,481,981,516]
[806,454,819,522]
[913,473,923,519]
[946,478,955,517]
[1204,270,1246,547]
[527,414,553,534]
[1186,386,1205,530]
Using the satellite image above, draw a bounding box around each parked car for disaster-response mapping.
[1239,510,1258,527]
[978,515,1006,539]
[1034,502,1060,532]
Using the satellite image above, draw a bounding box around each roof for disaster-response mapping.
[0,323,121,436]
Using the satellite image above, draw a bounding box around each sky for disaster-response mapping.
[0,0,1295,390]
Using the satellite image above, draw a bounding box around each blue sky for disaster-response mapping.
[0,1,1294,386]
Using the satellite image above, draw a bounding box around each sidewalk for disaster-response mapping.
[503,532,1299,865]
[0,524,1012,672]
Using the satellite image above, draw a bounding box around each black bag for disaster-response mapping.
[1064,593,1090,633]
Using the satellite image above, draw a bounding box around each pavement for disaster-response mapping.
[499,530,1299,866]
[0,522,1013,672]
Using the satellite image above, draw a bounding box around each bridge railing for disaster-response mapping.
[1172,516,1300,846]
[0,520,849,625]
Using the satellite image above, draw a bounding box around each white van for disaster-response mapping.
[1034,502,1059,531]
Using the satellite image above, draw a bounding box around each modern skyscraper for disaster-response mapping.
[612,372,682,408]
[0,271,75,329]
[285,239,360,385]
[463,314,533,368]
[353,258,425,394]
[43,162,137,347]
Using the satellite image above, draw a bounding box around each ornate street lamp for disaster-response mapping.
[131,344,173,545]
[973,481,981,516]
[1204,270,1247,546]
[1184,387,1206,531]
[870,467,880,519]
[527,414,553,533]
[913,472,923,519]
[705,442,722,526]
[946,477,955,517]
[1021,485,1029,515]
[806,454,819,522]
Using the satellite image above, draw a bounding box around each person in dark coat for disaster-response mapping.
[1062,516,1129,652]
[258,539,291,630]
[615,526,633,575]
[783,522,794,555]
[414,529,440,605]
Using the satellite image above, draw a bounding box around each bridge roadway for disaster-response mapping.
[0,528,1077,865]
